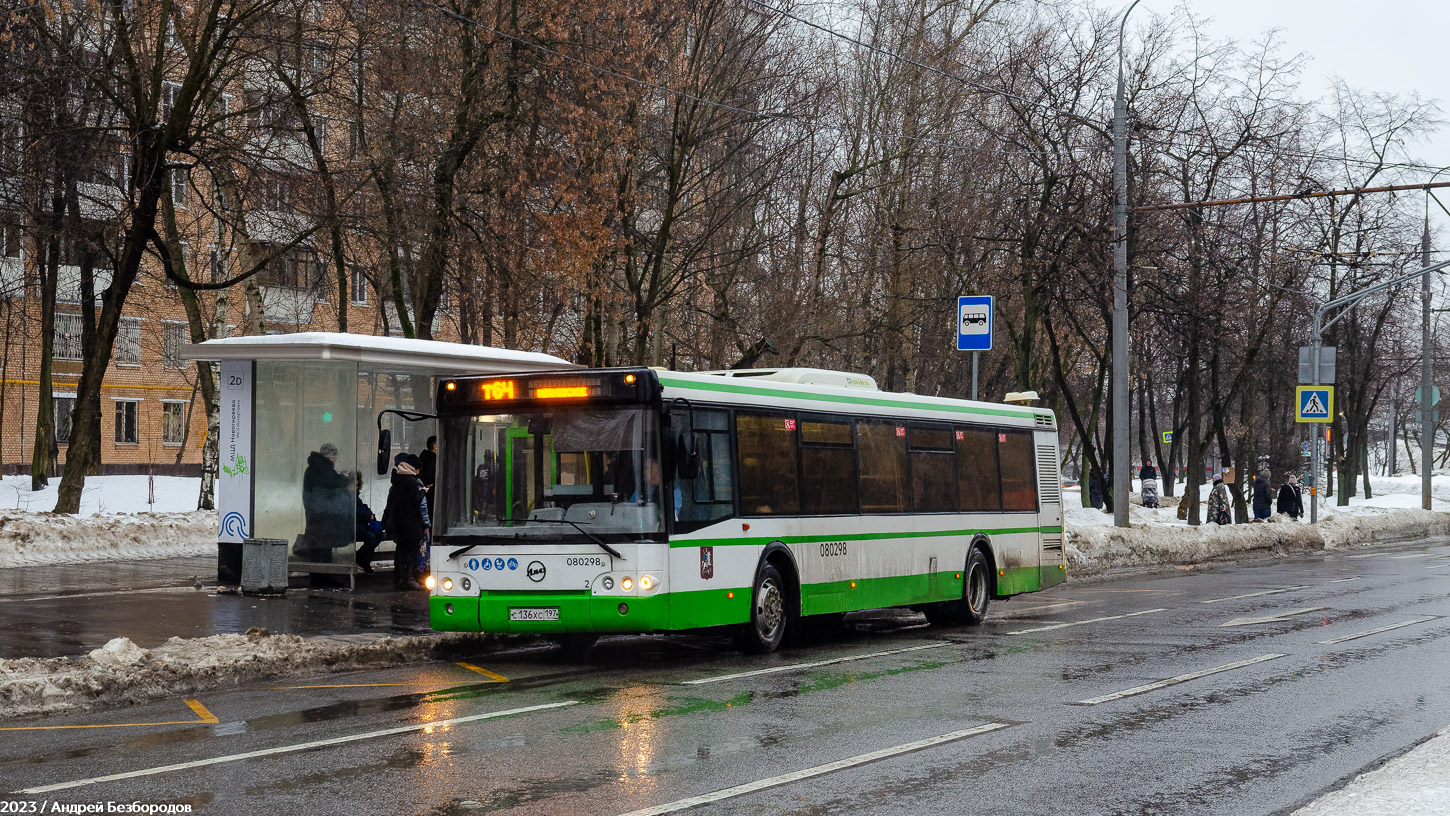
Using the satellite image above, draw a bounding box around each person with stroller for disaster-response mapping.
[1139,459,1159,509]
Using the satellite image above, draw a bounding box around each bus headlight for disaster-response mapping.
[621,576,634,591]
[442,578,454,591]
[640,575,654,591]
[424,575,436,590]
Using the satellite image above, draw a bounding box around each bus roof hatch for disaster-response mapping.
[698,368,879,390]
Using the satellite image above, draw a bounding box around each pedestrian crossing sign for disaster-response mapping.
[1296,386,1333,423]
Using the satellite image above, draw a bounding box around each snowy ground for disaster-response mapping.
[1292,725,1450,816]
[0,474,204,515]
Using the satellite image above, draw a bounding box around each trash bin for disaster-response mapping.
[241,538,289,595]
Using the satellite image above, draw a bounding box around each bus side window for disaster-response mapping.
[800,416,857,514]
[735,411,800,516]
[999,429,1039,511]
[956,427,1003,511]
[857,420,908,513]
[675,408,735,532]
[908,423,956,512]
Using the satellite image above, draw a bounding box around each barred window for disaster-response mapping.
[54,313,84,361]
[115,317,141,366]
[163,321,188,369]
[114,400,139,445]
[162,401,187,446]
[54,395,75,444]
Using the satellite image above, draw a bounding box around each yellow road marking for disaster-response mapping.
[0,699,217,732]
[184,698,220,724]
[456,662,509,682]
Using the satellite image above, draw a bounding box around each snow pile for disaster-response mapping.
[1293,725,1450,816]
[0,511,217,568]
[1064,488,1450,576]
[0,630,499,720]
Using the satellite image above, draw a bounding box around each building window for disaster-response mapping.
[115,317,141,366]
[162,320,188,369]
[170,167,187,208]
[54,394,75,444]
[54,312,84,361]
[114,399,139,445]
[1,223,20,259]
[162,401,187,446]
[350,266,368,305]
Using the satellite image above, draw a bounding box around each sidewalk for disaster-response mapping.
[0,556,432,660]
[1294,726,1450,815]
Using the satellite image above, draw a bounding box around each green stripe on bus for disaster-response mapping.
[658,375,1048,420]
[673,525,1060,549]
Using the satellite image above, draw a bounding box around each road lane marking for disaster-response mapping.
[0,586,199,604]
[270,683,419,689]
[1006,608,1167,635]
[16,700,578,794]
[616,722,1012,816]
[1317,616,1439,644]
[1201,586,1309,604]
[1390,553,1435,560]
[1220,607,1327,627]
[1074,654,1286,705]
[456,662,509,682]
[682,643,951,685]
[1328,577,1363,583]
[183,699,219,724]
[0,699,219,732]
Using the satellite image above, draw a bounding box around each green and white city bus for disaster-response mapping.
[423,366,1064,652]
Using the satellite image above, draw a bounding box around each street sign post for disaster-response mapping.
[957,295,994,400]
[1296,386,1333,423]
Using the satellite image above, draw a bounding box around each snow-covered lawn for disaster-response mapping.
[1293,725,1450,816]
[0,474,204,515]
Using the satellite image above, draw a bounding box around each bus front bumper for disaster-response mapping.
[431,591,672,634]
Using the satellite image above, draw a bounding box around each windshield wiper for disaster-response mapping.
[499,517,623,559]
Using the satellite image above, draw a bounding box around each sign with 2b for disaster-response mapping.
[957,296,994,351]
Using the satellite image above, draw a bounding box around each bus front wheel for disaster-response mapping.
[739,563,790,653]
[961,547,991,626]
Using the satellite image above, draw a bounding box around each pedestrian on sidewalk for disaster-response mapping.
[1277,474,1304,520]
[1252,468,1273,521]
[1139,459,1159,509]
[1207,472,1231,525]
[383,454,430,591]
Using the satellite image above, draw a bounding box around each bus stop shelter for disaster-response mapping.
[183,332,574,587]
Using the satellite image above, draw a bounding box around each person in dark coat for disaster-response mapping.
[1276,474,1304,520]
[302,442,352,560]
[355,489,384,573]
[419,435,438,492]
[1088,468,1105,510]
[1251,468,1274,520]
[1139,459,1158,482]
[384,455,430,590]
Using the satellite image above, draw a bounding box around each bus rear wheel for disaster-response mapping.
[739,563,790,653]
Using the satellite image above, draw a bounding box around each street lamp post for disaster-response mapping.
[1112,0,1143,528]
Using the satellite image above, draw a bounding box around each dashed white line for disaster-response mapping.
[1074,654,1286,706]
[1328,577,1363,583]
[1006,608,1168,635]
[1389,553,1435,560]
[1317,616,1439,645]
[616,722,1013,816]
[16,701,578,794]
[681,643,951,685]
[1201,586,1309,604]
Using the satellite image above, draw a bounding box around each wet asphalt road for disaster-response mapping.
[3,539,1450,816]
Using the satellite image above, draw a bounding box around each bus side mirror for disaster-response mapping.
[676,433,702,480]
[376,428,392,476]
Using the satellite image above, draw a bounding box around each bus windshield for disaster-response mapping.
[439,407,664,539]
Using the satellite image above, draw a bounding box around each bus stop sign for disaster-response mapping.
[957,296,994,351]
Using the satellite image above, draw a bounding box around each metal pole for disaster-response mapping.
[971,352,979,401]
[1388,379,1397,476]
[1311,331,1321,523]
[1424,213,1434,510]
[1112,0,1141,529]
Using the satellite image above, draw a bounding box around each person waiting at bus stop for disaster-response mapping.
[384,453,430,591]
[301,442,353,561]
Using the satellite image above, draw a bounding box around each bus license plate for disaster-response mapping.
[509,608,560,622]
